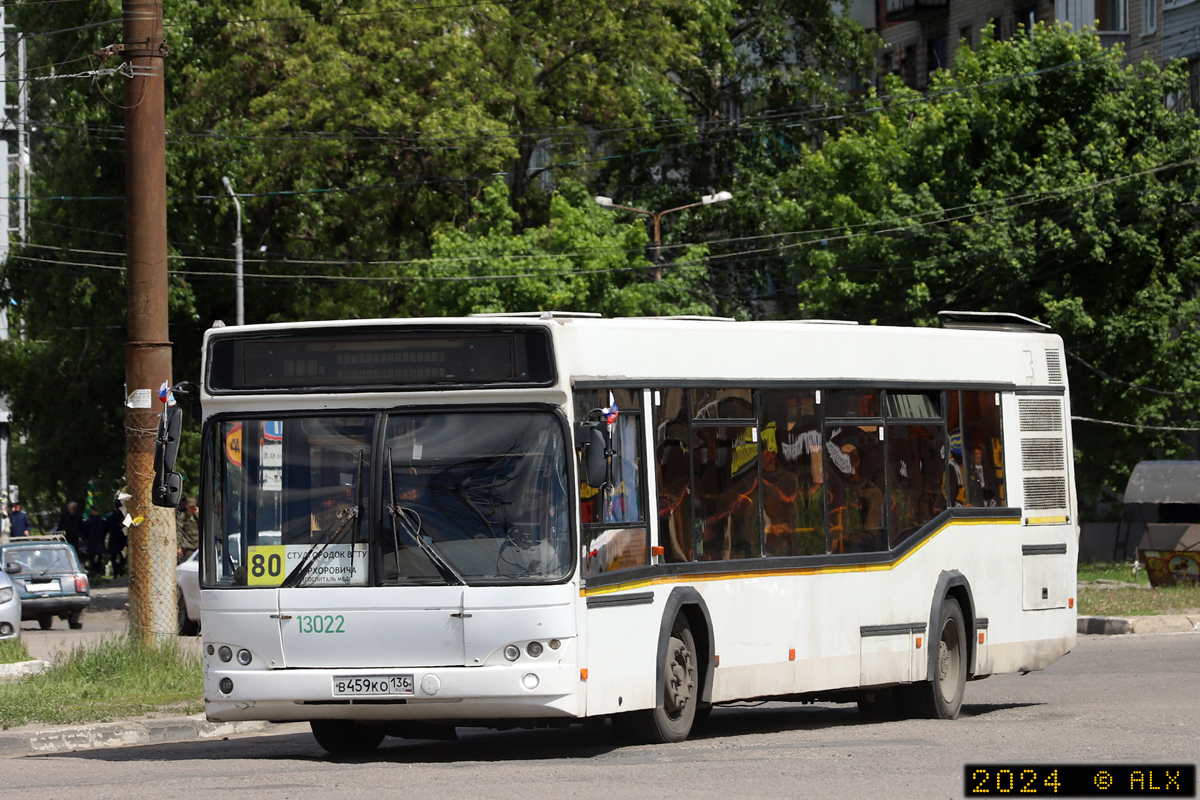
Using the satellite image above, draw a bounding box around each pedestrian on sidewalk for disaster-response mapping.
[55,501,84,551]
[83,506,107,576]
[176,496,199,563]
[9,502,30,538]
[106,501,127,577]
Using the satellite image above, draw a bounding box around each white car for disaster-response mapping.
[0,565,21,640]
[176,550,200,636]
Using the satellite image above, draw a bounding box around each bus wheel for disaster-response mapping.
[310,720,385,755]
[912,598,966,720]
[615,617,698,743]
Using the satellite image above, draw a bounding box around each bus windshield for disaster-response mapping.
[382,412,571,585]
[203,411,571,586]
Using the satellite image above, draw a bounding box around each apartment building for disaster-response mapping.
[876,0,1166,90]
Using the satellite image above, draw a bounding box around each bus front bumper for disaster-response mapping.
[204,661,583,723]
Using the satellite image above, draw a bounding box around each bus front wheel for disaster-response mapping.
[911,597,967,720]
[310,720,385,755]
[615,617,698,743]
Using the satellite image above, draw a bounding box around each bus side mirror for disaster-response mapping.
[585,423,612,489]
[152,405,184,508]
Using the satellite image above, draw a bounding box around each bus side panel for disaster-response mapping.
[704,577,799,702]
[584,596,660,716]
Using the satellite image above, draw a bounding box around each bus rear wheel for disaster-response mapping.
[615,617,698,743]
[910,597,967,720]
[310,720,385,755]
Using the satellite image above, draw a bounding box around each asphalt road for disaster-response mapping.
[3,630,1198,800]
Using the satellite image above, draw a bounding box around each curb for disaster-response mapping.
[1078,615,1200,635]
[0,660,49,679]
[0,715,278,757]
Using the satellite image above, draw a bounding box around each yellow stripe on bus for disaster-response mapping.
[582,516,1020,597]
[1025,515,1068,525]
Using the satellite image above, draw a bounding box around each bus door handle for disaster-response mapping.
[450,612,472,618]
[270,614,293,620]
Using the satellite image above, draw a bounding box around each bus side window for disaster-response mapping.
[759,390,825,556]
[963,391,1005,507]
[653,388,692,563]
[692,423,761,560]
[826,424,887,554]
[576,388,649,576]
[886,424,947,548]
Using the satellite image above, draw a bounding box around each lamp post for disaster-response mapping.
[595,191,732,281]
[220,176,244,326]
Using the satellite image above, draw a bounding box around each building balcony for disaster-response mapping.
[885,0,949,22]
[1097,30,1130,49]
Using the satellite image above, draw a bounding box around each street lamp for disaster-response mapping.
[594,191,732,280]
[220,176,244,326]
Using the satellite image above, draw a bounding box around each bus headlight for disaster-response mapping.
[218,646,232,662]
[526,641,543,658]
[504,645,520,661]
[237,649,252,665]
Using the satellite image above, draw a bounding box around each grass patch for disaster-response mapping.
[1077,561,1150,586]
[0,635,202,730]
[1078,584,1200,617]
[1077,561,1200,616]
[0,638,32,664]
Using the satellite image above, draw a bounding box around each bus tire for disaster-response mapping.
[615,617,699,743]
[310,720,385,755]
[912,597,967,720]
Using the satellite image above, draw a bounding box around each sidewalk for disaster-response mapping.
[1077,613,1200,635]
[0,714,288,757]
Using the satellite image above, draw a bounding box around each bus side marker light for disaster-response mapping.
[549,639,561,650]
[1069,597,1074,608]
[789,649,795,661]
[651,546,665,556]
[915,637,922,649]
[979,632,985,645]
[715,655,720,667]
[580,668,588,681]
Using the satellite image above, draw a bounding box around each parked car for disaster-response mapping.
[0,566,21,640]
[0,537,90,630]
[176,550,200,635]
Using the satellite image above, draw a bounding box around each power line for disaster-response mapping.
[1071,415,1200,433]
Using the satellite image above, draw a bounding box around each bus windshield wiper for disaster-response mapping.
[386,449,465,586]
[281,450,364,589]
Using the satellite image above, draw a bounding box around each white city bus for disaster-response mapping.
[163,311,1077,753]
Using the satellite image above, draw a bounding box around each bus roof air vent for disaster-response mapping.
[937,311,1051,332]
[468,311,602,319]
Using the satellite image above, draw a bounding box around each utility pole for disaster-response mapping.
[121,0,175,643]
